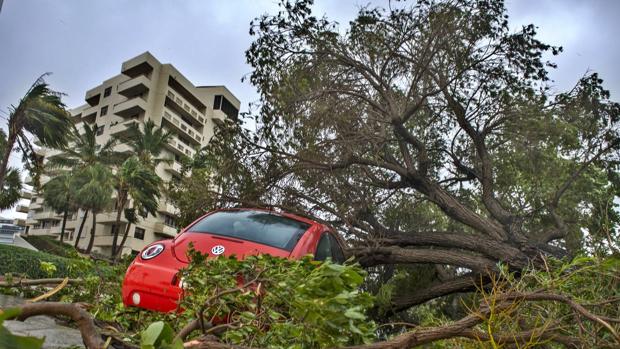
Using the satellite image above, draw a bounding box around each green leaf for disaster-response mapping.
[344,308,366,320]
[141,321,164,347]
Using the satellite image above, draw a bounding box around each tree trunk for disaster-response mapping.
[85,213,97,254]
[114,223,132,262]
[0,130,18,190]
[111,194,126,257]
[59,209,68,243]
[74,210,89,249]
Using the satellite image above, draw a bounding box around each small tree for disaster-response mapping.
[47,123,123,248]
[110,120,170,258]
[110,156,161,257]
[41,172,76,242]
[115,119,173,169]
[71,164,113,254]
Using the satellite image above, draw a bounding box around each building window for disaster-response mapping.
[163,214,176,228]
[104,87,112,97]
[213,95,239,120]
[96,125,104,136]
[134,227,145,240]
[213,95,222,109]
[100,106,108,116]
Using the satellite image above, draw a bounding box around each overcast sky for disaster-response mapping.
[1,0,619,218]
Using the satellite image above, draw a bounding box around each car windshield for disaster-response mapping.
[188,210,311,251]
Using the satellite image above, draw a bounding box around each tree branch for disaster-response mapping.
[6,302,105,349]
[352,246,497,271]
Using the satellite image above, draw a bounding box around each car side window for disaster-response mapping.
[314,233,332,261]
[329,234,345,264]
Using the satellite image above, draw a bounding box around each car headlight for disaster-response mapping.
[141,243,164,260]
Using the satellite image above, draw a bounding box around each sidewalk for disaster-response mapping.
[12,234,38,250]
[1,294,85,349]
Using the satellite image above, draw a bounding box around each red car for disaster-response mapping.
[122,208,346,312]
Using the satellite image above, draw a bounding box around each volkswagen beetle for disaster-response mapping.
[121,208,346,312]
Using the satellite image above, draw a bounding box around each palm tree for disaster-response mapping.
[0,169,21,210]
[47,123,122,169]
[111,120,170,258]
[115,120,173,168]
[0,74,71,189]
[71,164,113,254]
[110,156,161,257]
[41,172,75,242]
[113,208,139,262]
[47,123,124,247]
[0,130,22,210]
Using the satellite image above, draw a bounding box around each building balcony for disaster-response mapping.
[165,89,206,126]
[165,136,196,158]
[29,202,43,211]
[29,224,75,235]
[113,97,147,118]
[16,205,29,214]
[24,175,33,185]
[20,190,33,200]
[93,235,114,247]
[154,222,177,238]
[118,75,150,98]
[109,119,140,137]
[157,198,179,215]
[85,88,101,107]
[97,211,128,225]
[164,161,183,177]
[82,109,97,124]
[212,109,227,124]
[32,211,61,221]
[162,108,202,145]
[29,226,63,236]
[121,55,154,78]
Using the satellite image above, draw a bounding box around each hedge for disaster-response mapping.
[0,244,74,279]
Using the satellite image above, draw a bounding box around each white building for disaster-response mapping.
[24,52,240,255]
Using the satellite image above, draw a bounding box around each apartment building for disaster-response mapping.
[23,52,240,256]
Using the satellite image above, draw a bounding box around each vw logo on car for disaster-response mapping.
[211,245,225,255]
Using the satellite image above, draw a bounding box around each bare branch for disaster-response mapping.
[6,302,105,349]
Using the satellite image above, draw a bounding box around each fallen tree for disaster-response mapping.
[0,277,82,288]
[5,257,619,349]
[168,0,620,314]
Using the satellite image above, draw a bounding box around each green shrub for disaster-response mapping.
[0,244,72,278]
[176,249,376,348]
[0,244,114,279]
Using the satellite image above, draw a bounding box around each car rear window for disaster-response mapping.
[188,210,311,251]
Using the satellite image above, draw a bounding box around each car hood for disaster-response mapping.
[172,232,291,263]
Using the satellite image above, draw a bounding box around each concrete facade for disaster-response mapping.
[23,52,240,256]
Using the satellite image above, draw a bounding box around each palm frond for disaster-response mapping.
[0,168,22,210]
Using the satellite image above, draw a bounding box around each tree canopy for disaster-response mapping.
[183,0,620,316]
